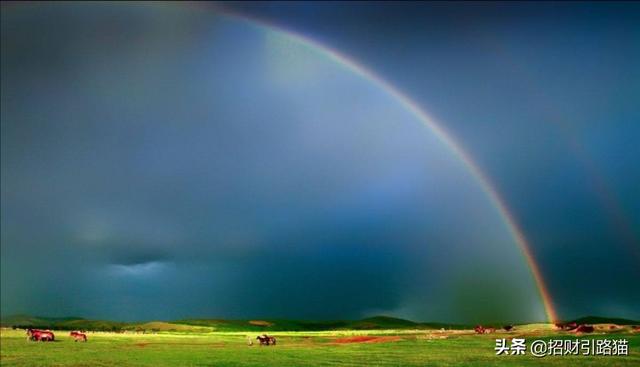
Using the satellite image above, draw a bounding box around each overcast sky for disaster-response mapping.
[1,2,638,323]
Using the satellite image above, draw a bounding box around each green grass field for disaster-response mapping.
[1,326,639,366]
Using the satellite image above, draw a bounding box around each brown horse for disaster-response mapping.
[256,334,276,346]
[70,331,88,342]
[27,329,55,342]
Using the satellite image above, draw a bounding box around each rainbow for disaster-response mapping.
[214,8,559,324]
[2,2,559,323]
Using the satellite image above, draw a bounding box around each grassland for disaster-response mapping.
[1,325,639,366]
[0,315,471,333]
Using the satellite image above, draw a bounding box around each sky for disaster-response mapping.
[1,2,639,323]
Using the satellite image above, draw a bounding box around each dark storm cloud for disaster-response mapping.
[2,2,638,323]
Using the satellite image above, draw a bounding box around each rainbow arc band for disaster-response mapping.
[215,8,558,324]
[3,1,556,323]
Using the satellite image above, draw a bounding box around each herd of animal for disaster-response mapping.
[474,325,514,334]
[473,323,599,334]
[26,329,87,342]
[24,322,632,344]
[26,328,278,346]
[554,322,595,333]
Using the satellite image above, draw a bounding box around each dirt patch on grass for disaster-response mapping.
[333,336,402,344]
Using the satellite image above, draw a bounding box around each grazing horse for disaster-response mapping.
[27,329,55,342]
[37,330,55,342]
[256,334,276,346]
[70,331,88,342]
